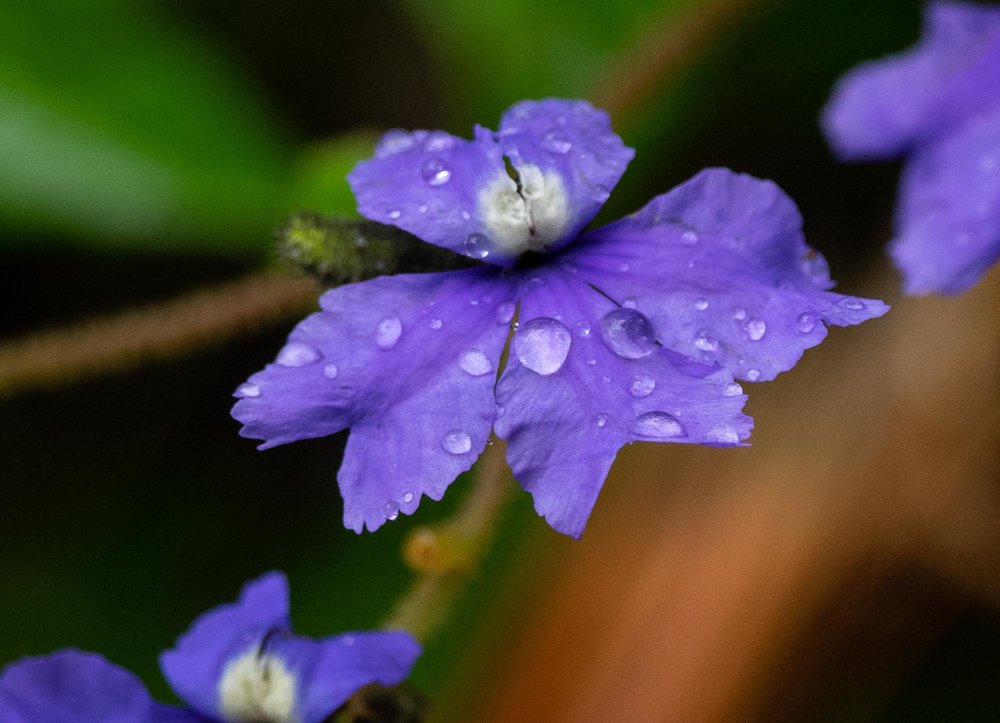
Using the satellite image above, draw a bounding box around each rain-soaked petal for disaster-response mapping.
[232,271,512,532]
[564,168,888,383]
[495,267,751,538]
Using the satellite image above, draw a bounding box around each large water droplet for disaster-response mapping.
[630,411,686,438]
[513,318,572,375]
[495,301,516,325]
[383,502,400,521]
[723,381,743,397]
[693,331,718,352]
[706,424,740,445]
[541,128,572,154]
[441,430,472,454]
[629,373,656,398]
[276,341,322,367]
[421,158,451,186]
[796,313,817,334]
[599,308,656,359]
[464,233,490,259]
[375,317,402,349]
[322,363,339,379]
[745,319,766,341]
[459,350,493,376]
[235,382,260,398]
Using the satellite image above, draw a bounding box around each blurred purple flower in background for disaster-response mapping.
[0,573,420,722]
[234,99,887,538]
[822,1,1000,295]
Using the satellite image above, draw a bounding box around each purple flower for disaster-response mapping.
[822,1,1000,295]
[0,572,420,723]
[233,99,887,538]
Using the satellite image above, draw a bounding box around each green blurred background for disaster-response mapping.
[2,0,999,720]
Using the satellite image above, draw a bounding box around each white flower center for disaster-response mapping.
[218,649,299,723]
[479,163,570,255]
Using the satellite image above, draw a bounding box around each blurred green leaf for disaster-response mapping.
[0,0,292,251]
[284,132,379,217]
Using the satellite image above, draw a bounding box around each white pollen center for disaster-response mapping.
[479,163,570,255]
[218,649,299,723]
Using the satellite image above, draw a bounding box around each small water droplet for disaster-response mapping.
[837,298,865,311]
[681,230,699,245]
[630,411,686,438]
[723,381,743,397]
[601,375,612,384]
[383,502,400,521]
[619,263,630,272]
[599,308,656,359]
[276,341,322,367]
[441,430,472,455]
[594,185,611,202]
[560,261,578,274]
[495,301,516,324]
[459,350,493,376]
[235,382,260,398]
[745,319,766,341]
[402,492,414,504]
[421,158,451,186]
[746,368,761,381]
[376,130,414,156]
[694,298,709,311]
[732,307,747,321]
[461,210,471,220]
[541,128,572,154]
[469,299,479,306]
[796,313,817,334]
[622,298,637,309]
[429,318,443,330]
[322,363,339,379]
[513,318,572,375]
[463,233,490,259]
[706,424,740,445]
[419,204,428,214]
[586,357,597,366]
[595,413,609,428]
[693,331,718,352]
[375,317,402,349]
[422,131,455,152]
[578,326,591,338]
[388,209,401,219]
[629,373,656,398]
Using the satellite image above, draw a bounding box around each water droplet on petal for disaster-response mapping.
[694,298,709,311]
[796,313,817,334]
[599,308,656,359]
[746,368,761,381]
[322,363,339,379]
[463,233,490,259]
[276,341,322,367]
[706,424,740,445]
[429,318,443,330]
[459,350,493,376]
[235,383,260,398]
[388,209,401,219]
[630,411,686,438]
[586,357,597,366]
[421,158,451,186]
[837,298,865,311]
[622,298,637,309]
[723,381,743,397]
[601,375,612,384]
[375,317,402,349]
[441,430,472,454]
[693,331,718,352]
[419,204,428,214]
[541,128,572,154]
[513,318,572,375]
[576,322,591,337]
[745,319,766,341]
[402,492,414,503]
[383,502,400,521]
[681,230,699,245]
[629,373,656,398]
[495,301,516,324]
[619,263,630,273]
[595,413,609,428]
[733,307,747,321]
[593,185,611,202]
[423,131,455,152]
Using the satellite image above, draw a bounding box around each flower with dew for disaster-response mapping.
[233,98,887,538]
[0,572,420,723]
[822,1,1000,295]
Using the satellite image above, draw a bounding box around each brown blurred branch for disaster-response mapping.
[593,0,774,125]
[0,270,316,398]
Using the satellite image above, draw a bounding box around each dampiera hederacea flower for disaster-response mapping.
[0,572,420,722]
[233,98,887,538]
[822,1,1000,294]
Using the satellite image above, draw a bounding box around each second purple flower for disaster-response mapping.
[233,99,887,538]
